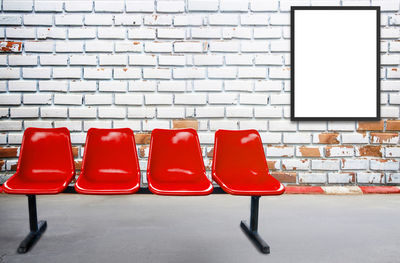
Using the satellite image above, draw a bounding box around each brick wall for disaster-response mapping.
[0,0,399,186]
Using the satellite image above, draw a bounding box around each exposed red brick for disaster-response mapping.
[0,160,4,170]
[298,146,321,157]
[357,120,384,131]
[358,145,382,157]
[74,161,82,170]
[271,172,296,183]
[317,133,339,144]
[267,160,278,170]
[10,163,18,171]
[206,147,213,158]
[139,145,148,158]
[370,132,399,143]
[0,41,22,52]
[72,146,79,157]
[135,133,151,144]
[0,147,18,158]
[386,120,400,131]
[172,119,198,130]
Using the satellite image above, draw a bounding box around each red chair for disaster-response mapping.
[75,128,140,194]
[147,128,213,195]
[212,129,285,254]
[2,127,75,253]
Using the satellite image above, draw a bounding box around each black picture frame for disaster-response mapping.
[290,6,381,121]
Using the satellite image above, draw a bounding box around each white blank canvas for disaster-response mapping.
[292,8,379,120]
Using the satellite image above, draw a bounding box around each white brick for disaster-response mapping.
[84,121,112,131]
[9,81,36,92]
[174,15,203,26]
[37,28,66,39]
[23,94,51,105]
[270,94,290,105]
[85,15,113,26]
[159,55,186,66]
[129,55,156,66]
[7,134,23,143]
[382,28,400,39]
[338,158,367,170]
[128,107,155,118]
[239,94,267,104]
[22,68,51,79]
[145,94,173,105]
[271,40,290,52]
[226,106,252,117]
[84,68,112,79]
[115,94,143,105]
[196,107,225,118]
[386,147,400,158]
[370,159,399,171]
[3,0,33,11]
[10,107,39,118]
[98,107,126,118]
[85,41,113,53]
[129,81,157,92]
[269,67,290,79]
[39,81,68,92]
[381,106,399,118]
[54,94,82,105]
[126,1,154,12]
[283,133,311,144]
[0,94,21,105]
[282,159,309,170]
[55,15,83,26]
[6,28,35,39]
[157,1,185,12]
[70,81,96,92]
[225,80,252,91]
[390,94,400,104]
[254,106,282,118]
[114,68,141,79]
[56,42,84,53]
[144,15,172,25]
[240,120,267,130]
[0,15,22,25]
[0,121,22,131]
[269,120,296,131]
[222,27,252,39]
[128,28,156,39]
[114,15,142,26]
[241,41,268,52]
[193,80,223,91]
[326,146,354,157]
[143,68,171,79]
[254,28,281,39]
[255,80,281,91]
[70,55,97,65]
[280,0,309,11]
[85,94,113,105]
[35,1,63,12]
[69,107,96,118]
[24,41,53,53]
[8,55,37,66]
[188,0,219,11]
[40,55,68,65]
[342,133,369,144]
[173,68,206,79]
[175,93,207,104]
[208,68,236,79]
[209,14,239,25]
[157,28,186,39]
[53,68,81,79]
[225,54,253,65]
[191,28,221,38]
[113,121,141,131]
[158,81,186,92]
[241,14,268,25]
[98,28,126,39]
[157,107,185,118]
[99,54,127,66]
[143,120,170,131]
[68,28,96,39]
[0,68,20,79]
[328,122,355,131]
[145,42,173,53]
[174,41,205,53]
[115,41,143,52]
[250,0,278,11]
[210,120,237,130]
[266,146,294,157]
[99,81,127,92]
[209,93,237,104]
[357,172,384,184]
[299,173,327,184]
[381,54,400,65]
[220,0,248,11]
[238,67,266,78]
[65,1,93,12]
[56,120,82,130]
[94,1,124,12]
[372,0,399,11]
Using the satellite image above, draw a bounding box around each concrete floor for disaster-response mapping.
[0,194,400,263]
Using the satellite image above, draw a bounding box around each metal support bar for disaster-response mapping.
[240,196,270,254]
[17,195,47,254]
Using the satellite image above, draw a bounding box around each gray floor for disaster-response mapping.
[1,194,400,263]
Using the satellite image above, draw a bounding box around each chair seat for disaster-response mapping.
[75,173,140,194]
[148,171,213,196]
[2,172,74,195]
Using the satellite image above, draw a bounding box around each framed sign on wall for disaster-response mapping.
[291,6,380,121]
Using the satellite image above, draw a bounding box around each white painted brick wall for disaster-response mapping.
[0,1,399,186]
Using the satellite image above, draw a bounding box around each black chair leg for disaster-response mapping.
[240,196,270,254]
[17,195,47,254]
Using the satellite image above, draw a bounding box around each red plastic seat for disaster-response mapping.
[3,127,75,195]
[147,128,213,196]
[75,128,140,195]
[212,129,285,196]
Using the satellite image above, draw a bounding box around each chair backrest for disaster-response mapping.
[80,128,140,179]
[17,127,75,179]
[147,129,206,179]
[212,129,269,177]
